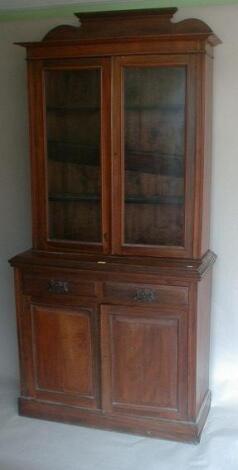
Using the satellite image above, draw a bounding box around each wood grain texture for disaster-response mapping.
[33,306,93,393]
[22,270,97,298]
[18,391,212,443]
[20,299,99,408]
[101,305,187,419]
[195,270,212,416]
[103,282,188,306]
[27,57,111,254]
[41,8,220,45]
[10,8,219,442]
[111,54,196,258]
[10,248,216,280]
[12,255,213,441]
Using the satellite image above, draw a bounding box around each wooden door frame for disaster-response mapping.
[28,57,111,254]
[111,54,197,258]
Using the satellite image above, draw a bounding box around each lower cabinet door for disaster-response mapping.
[101,305,188,420]
[20,299,99,409]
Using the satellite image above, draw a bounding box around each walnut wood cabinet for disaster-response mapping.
[10,8,220,442]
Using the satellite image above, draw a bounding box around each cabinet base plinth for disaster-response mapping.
[18,391,211,444]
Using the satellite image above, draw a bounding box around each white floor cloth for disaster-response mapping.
[0,382,237,470]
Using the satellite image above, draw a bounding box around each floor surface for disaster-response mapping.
[0,382,237,470]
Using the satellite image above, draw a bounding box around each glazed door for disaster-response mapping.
[29,58,111,253]
[19,298,99,409]
[101,305,188,420]
[112,55,196,258]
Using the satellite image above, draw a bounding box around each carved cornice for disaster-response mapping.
[41,8,220,46]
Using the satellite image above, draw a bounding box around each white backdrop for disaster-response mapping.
[175,6,238,408]
[0,1,238,414]
[0,5,238,469]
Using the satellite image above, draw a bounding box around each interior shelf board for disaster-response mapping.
[125,195,184,205]
[125,104,184,112]
[48,141,183,159]
[49,193,184,205]
[47,140,100,166]
[47,141,184,177]
[47,106,100,112]
[48,140,99,149]
[49,193,100,203]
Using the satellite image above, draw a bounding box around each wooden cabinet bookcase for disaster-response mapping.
[10,8,220,442]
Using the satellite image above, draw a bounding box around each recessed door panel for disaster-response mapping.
[112,315,178,409]
[33,306,93,395]
[22,301,99,409]
[101,305,187,419]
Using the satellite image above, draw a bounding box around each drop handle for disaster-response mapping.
[47,280,69,294]
[133,288,155,303]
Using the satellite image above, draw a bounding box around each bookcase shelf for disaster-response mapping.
[49,193,183,205]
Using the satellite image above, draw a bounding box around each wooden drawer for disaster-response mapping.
[22,271,97,298]
[103,282,188,306]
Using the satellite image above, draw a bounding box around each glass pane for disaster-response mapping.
[124,66,186,247]
[45,68,101,243]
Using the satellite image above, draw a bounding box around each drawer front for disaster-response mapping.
[103,282,188,306]
[22,271,96,298]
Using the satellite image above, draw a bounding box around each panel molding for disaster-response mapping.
[28,302,99,408]
[111,314,179,412]
[101,304,188,420]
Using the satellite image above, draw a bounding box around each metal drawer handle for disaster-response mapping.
[48,280,69,294]
[133,288,155,303]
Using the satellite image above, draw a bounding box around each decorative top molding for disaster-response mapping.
[41,8,220,46]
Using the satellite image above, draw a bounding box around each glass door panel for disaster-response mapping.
[124,66,186,248]
[45,68,101,243]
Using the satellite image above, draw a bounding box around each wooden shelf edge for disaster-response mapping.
[9,249,216,280]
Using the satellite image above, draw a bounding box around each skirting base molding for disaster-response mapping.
[19,391,211,444]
